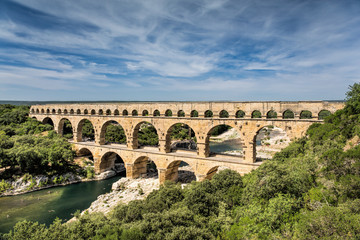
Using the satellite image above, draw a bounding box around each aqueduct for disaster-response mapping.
[30,101,344,183]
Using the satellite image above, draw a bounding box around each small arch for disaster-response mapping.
[205,110,213,118]
[235,110,245,118]
[58,118,73,139]
[318,110,331,120]
[46,109,50,114]
[165,109,172,117]
[153,110,160,117]
[52,109,56,114]
[42,117,54,129]
[283,110,294,119]
[251,110,261,118]
[57,109,62,114]
[36,109,40,114]
[177,110,185,117]
[100,152,126,174]
[142,110,149,116]
[219,110,229,118]
[300,110,312,119]
[123,109,128,116]
[31,109,35,114]
[84,109,89,115]
[106,109,111,116]
[99,109,104,115]
[165,160,196,183]
[77,119,95,142]
[70,109,74,114]
[114,109,119,116]
[132,110,138,116]
[100,120,127,145]
[41,109,45,114]
[63,109,68,114]
[76,109,81,114]
[266,110,277,119]
[165,123,197,153]
[91,109,96,115]
[132,156,158,178]
[190,110,198,117]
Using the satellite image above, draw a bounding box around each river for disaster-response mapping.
[0,174,124,234]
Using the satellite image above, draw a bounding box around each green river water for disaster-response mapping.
[0,174,123,233]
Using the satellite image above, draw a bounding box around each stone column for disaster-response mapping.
[125,163,135,179]
[158,168,167,184]
[243,138,256,163]
[197,142,209,158]
[158,139,170,153]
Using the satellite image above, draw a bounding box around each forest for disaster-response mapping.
[1,84,360,239]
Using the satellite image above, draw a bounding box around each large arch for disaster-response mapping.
[165,160,196,183]
[99,120,127,145]
[58,118,73,139]
[165,123,197,153]
[133,121,159,148]
[205,124,243,157]
[77,119,95,142]
[99,151,126,174]
[131,156,158,178]
[42,117,54,129]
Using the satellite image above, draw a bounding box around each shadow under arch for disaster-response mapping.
[99,151,126,174]
[132,121,159,149]
[99,120,127,145]
[42,117,54,129]
[77,147,94,161]
[165,123,197,153]
[58,118,73,139]
[77,119,95,142]
[132,156,158,178]
[165,160,196,183]
[205,124,243,157]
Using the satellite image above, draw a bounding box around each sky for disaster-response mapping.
[0,0,359,101]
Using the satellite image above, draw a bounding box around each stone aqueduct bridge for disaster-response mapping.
[30,101,344,183]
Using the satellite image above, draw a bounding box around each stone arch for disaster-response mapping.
[114,109,119,116]
[76,109,81,114]
[133,121,159,148]
[205,110,213,118]
[283,109,294,119]
[132,110,138,116]
[36,109,39,114]
[84,109,88,114]
[177,110,185,117]
[190,110,199,117]
[251,110,261,118]
[165,109,172,117]
[42,117,54,129]
[205,124,243,157]
[52,109,56,114]
[165,123,197,153]
[266,110,277,119]
[77,119,95,142]
[300,110,312,119]
[77,147,94,160]
[318,109,331,120]
[58,118,73,139]
[235,110,245,118]
[204,166,220,180]
[142,110,149,116]
[31,109,35,114]
[131,156,158,178]
[70,109,74,114]
[99,151,126,174]
[57,109,62,114]
[41,109,45,114]
[99,120,127,145]
[91,109,96,115]
[99,109,104,115]
[63,109,68,114]
[46,109,50,114]
[106,109,111,115]
[165,160,196,183]
[219,110,229,118]
[153,109,160,116]
[123,109,128,116]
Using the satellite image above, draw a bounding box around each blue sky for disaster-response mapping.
[0,0,359,101]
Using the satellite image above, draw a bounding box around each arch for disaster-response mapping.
[205,124,243,157]
[70,109,74,114]
[318,109,331,120]
[31,109,35,114]
[153,109,160,116]
[251,110,261,118]
[99,120,127,145]
[77,119,95,142]
[58,118,73,139]
[123,109,128,116]
[106,109,111,116]
[76,109,81,114]
[42,117,54,129]
[132,156,158,178]
[46,109,50,114]
[99,151,126,174]
[190,110,198,117]
[205,110,213,118]
[132,110,138,116]
[266,110,277,119]
[133,121,159,148]
[63,109,68,114]
[77,147,94,160]
[235,110,245,118]
[84,109,88,115]
[219,110,229,118]
[300,110,312,119]
[99,109,104,115]
[114,109,119,116]
[142,110,149,116]
[41,109,45,114]
[204,166,220,180]
[36,109,39,114]
[177,110,185,117]
[52,109,56,114]
[165,109,172,117]
[165,123,197,153]
[57,109,62,114]
[282,109,294,119]
[91,109,96,115]
[165,160,196,183]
